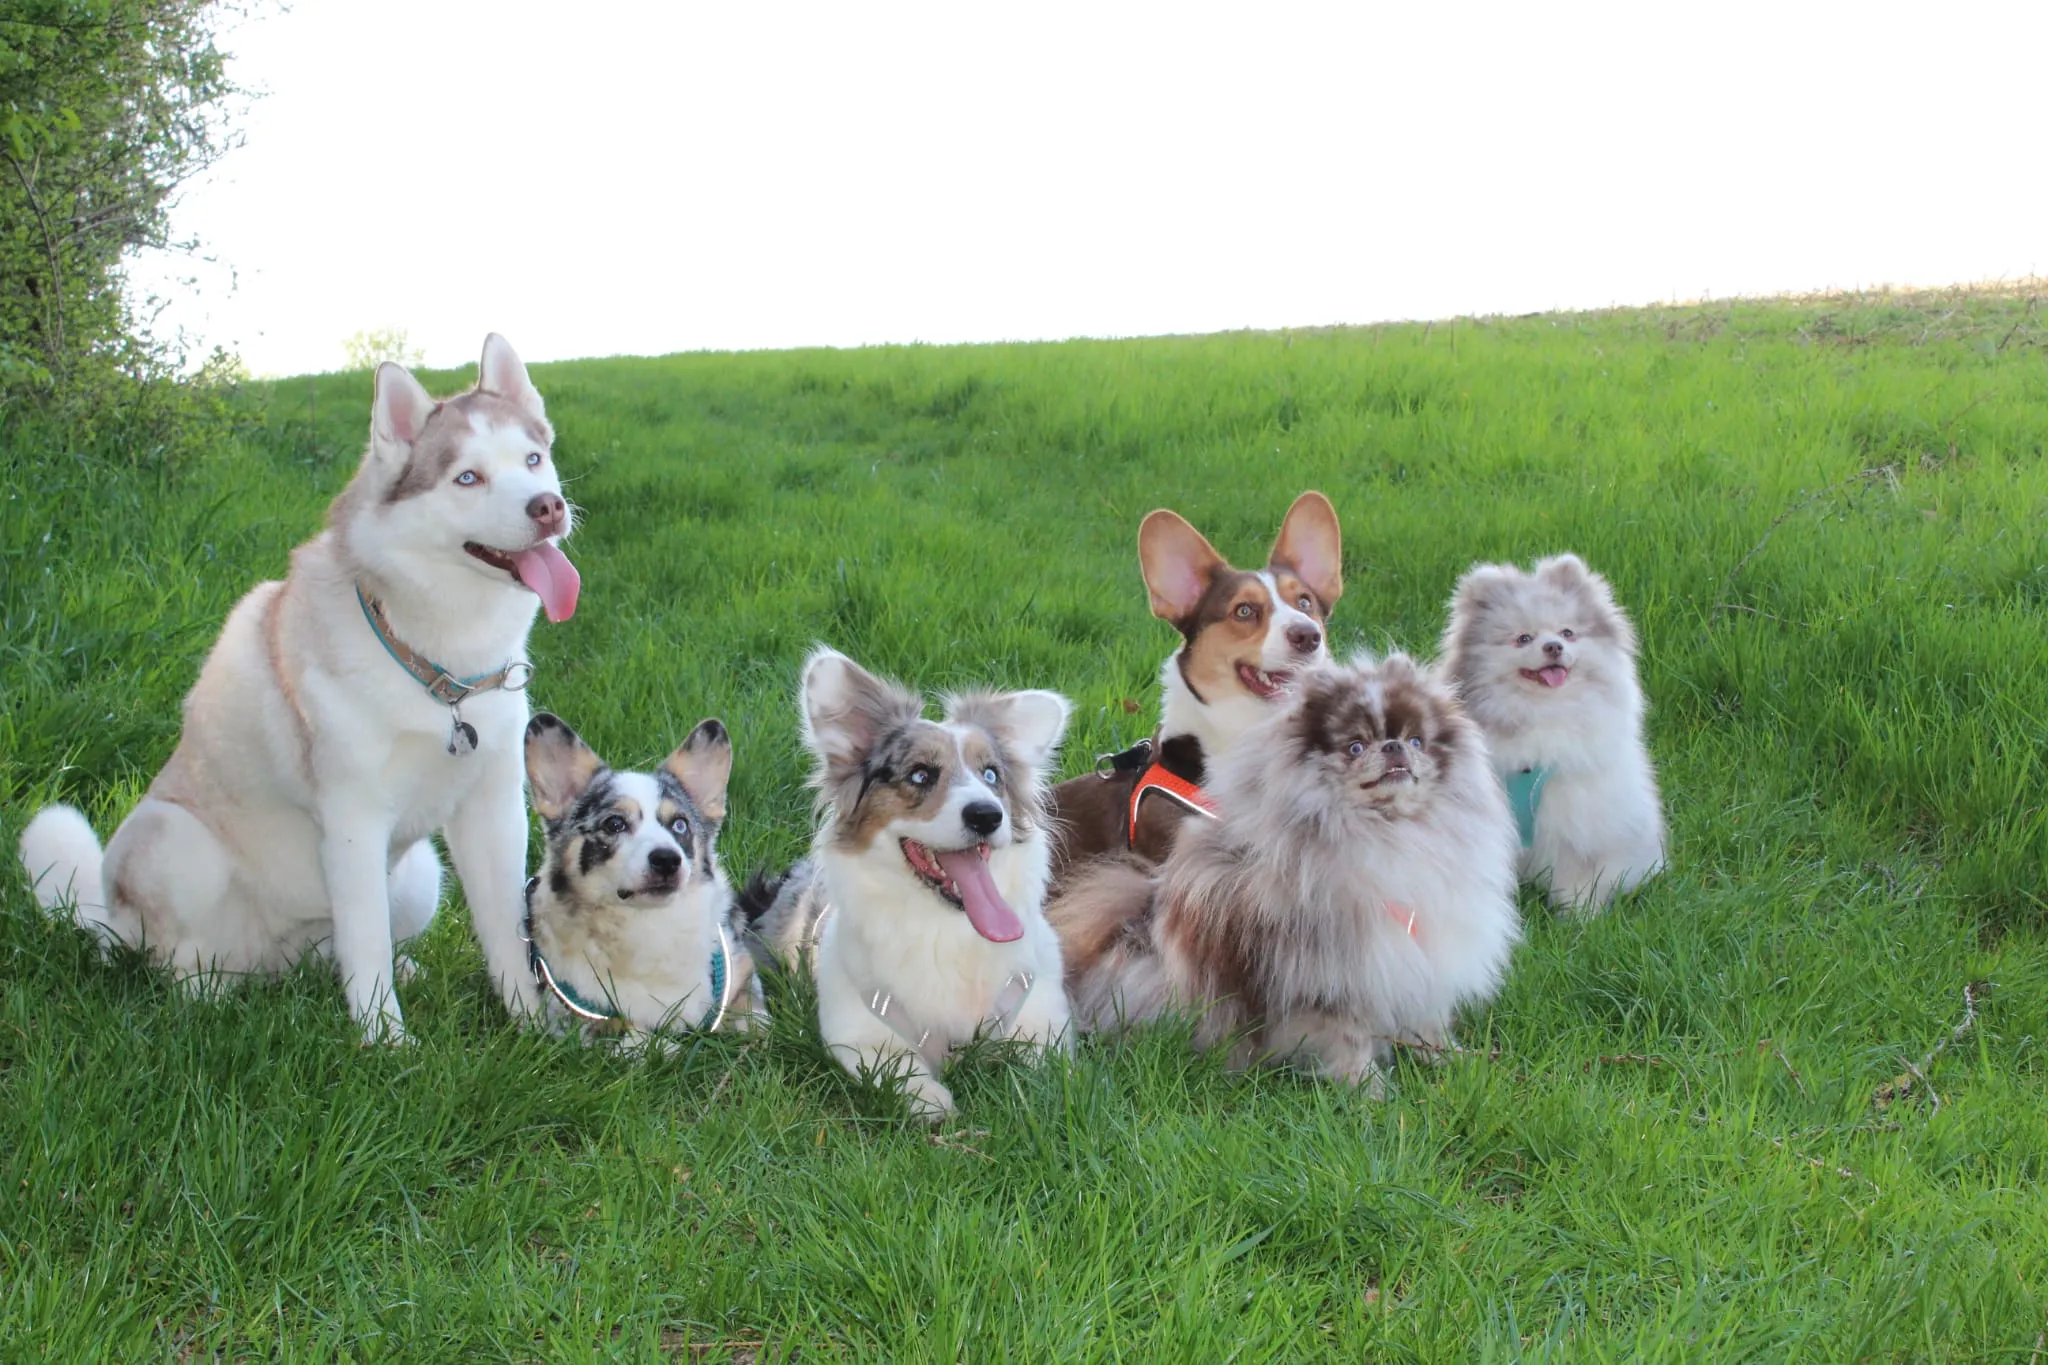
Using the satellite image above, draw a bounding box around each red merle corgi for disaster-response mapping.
[1046,491,1343,885]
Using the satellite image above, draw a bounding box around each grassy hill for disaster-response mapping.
[3,287,2045,1359]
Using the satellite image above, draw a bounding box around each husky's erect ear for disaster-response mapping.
[663,719,733,823]
[371,362,436,455]
[525,713,606,821]
[1270,490,1343,609]
[1137,510,1227,625]
[799,647,921,779]
[950,689,1072,774]
[477,333,546,421]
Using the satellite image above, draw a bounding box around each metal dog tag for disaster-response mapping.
[448,706,479,757]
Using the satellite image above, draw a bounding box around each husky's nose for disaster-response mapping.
[1542,639,1565,659]
[647,846,683,878]
[1286,623,1322,655]
[962,802,1004,838]
[526,492,567,536]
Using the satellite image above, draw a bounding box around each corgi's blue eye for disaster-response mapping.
[455,470,480,486]
[980,765,999,785]
[1347,741,1365,757]
[526,451,543,468]
[670,816,689,838]
[1409,736,1425,749]
[908,765,935,787]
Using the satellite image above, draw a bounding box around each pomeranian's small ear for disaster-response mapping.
[1269,490,1343,609]
[1450,562,1516,617]
[1137,510,1227,625]
[1536,553,1593,590]
[663,719,732,823]
[526,713,605,821]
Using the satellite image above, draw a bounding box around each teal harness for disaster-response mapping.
[1504,766,1551,850]
[523,876,729,1032]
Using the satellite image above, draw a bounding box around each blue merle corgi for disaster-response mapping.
[522,712,763,1044]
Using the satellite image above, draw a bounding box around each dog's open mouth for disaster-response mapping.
[900,839,1024,943]
[463,540,582,623]
[1519,664,1570,688]
[1237,664,1293,699]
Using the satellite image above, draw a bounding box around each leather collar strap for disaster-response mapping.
[1129,762,1219,843]
[356,587,532,707]
[522,876,730,1033]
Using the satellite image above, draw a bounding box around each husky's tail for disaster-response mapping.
[18,804,127,950]
[1045,852,1169,1032]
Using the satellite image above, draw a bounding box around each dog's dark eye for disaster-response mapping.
[907,765,936,788]
[1347,740,1365,757]
[1234,603,1256,620]
[980,765,999,786]
[601,814,629,836]
[454,470,480,487]
[1560,628,1576,640]
[526,451,544,468]
[1515,633,1534,646]
[1408,736,1425,749]
[670,816,689,838]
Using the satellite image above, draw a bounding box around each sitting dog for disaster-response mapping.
[741,647,1073,1119]
[1045,491,1343,885]
[18,335,577,1040]
[1439,553,1666,912]
[521,712,761,1044]
[1051,655,1520,1091]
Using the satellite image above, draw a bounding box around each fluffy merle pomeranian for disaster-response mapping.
[1439,553,1666,912]
[522,712,761,1044]
[1050,654,1520,1090]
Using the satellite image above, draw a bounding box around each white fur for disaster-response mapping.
[1441,555,1667,912]
[17,335,567,1041]
[798,647,1073,1120]
[1156,573,1331,767]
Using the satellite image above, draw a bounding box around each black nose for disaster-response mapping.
[1286,623,1322,655]
[1543,640,1564,658]
[1381,740,1406,758]
[962,802,1004,837]
[647,847,682,877]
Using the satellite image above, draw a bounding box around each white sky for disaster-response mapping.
[136,0,2048,377]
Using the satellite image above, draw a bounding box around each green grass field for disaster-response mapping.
[4,287,2046,1360]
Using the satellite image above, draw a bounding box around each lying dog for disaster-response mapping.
[742,647,1073,1119]
[1046,491,1342,884]
[1439,553,1666,912]
[18,335,578,1040]
[522,712,761,1044]
[1051,655,1520,1091]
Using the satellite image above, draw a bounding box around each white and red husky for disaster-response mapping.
[741,647,1073,1120]
[1046,491,1343,881]
[18,335,579,1041]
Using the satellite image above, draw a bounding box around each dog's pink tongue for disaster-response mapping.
[512,543,580,623]
[1538,664,1569,687]
[936,849,1023,943]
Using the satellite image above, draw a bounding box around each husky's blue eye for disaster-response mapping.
[1347,741,1365,758]
[670,816,689,838]
[1409,736,1425,749]
[454,470,480,487]
[526,451,543,468]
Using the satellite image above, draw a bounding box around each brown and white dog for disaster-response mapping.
[1046,491,1343,883]
[1050,654,1521,1091]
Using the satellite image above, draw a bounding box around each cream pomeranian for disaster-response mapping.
[1439,552,1666,912]
[1050,654,1520,1091]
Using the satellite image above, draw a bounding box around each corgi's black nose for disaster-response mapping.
[962,802,1004,837]
[1286,623,1322,655]
[648,847,683,877]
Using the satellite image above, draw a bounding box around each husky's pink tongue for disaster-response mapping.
[936,848,1024,943]
[512,543,580,623]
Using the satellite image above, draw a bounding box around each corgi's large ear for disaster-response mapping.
[1269,490,1343,609]
[525,713,606,821]
[662,719,733,823]
[371,361,435,456]
[1137,510,1227,625]
[478,332,546,421]
[949,689,1072,774]
[799,647,922,781]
